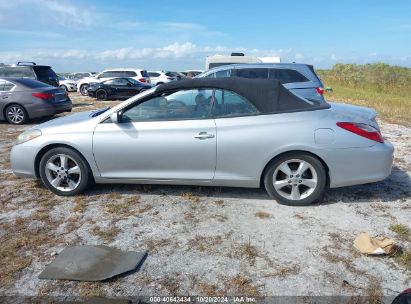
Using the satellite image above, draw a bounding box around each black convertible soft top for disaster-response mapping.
[155,77,329,114]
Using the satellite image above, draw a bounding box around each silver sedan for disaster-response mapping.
[10,78,394,206]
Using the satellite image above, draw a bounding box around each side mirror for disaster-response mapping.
[110,112,119,123]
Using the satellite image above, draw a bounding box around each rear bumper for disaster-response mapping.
[325,141,394,188]
[27,100,72,119]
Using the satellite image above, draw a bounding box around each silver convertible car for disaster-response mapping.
[10,78,394,206]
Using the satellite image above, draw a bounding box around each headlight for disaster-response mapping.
[16,129,42,145]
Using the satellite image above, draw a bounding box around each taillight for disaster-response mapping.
[139,78,147,83]
[316,87,324,95]
[337,122,383,143]
[32,93,53,100]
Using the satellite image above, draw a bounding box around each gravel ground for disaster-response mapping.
[0,93,410,299]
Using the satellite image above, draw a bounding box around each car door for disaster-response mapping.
[109,78,130,98]
[0,79,15,105]
[93,89,216,181]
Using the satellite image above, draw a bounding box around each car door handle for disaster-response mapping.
[194,132,215,140]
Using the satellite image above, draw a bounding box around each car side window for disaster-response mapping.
[99,72,114,78]
[212,89,259,118]
[0,80,5,91]
[204,72,216,78]
[269,69,309,83]
[149,72,160,77]
[233,68,268,79]
[215,69,230,77]
[121,89,214,122]
[3,81,15,91]
[109,78,128,86]
[0,67,35,78]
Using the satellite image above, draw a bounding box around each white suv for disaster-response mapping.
[148,71,178,85]
[77,69,151,95]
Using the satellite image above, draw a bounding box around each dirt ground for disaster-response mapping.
[0,92,410,299]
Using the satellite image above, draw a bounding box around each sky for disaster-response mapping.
[0,0,410,72]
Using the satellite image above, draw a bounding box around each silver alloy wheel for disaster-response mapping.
[273,158,318,201]
[80,84,89,95]
[44,154,82,192]
[7,106,25,124]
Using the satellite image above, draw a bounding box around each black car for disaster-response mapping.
[87,77,153,100]
[0,62,59,87]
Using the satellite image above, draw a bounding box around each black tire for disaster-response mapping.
[5,104,28,125]
[80,84,89,96]
[156,82,164,86]
[263,152,326,206]
[59,85,68,92]
[96,89,108,100]
[39,147,93,196]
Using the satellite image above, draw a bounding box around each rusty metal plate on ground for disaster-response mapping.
[39,245,147,281]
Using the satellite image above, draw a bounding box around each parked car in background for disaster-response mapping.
[182,70,203,78]
[87,77,152,100]
[0,77,71,124]
[67,72,95,81]
[148,71,178,85]
[197,63,325,104]
[10,78,393,206]
[77,69,150,96]
[58,76,77,92]
[0,62,59,87]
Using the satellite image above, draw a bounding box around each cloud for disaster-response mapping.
[0,0,98,28]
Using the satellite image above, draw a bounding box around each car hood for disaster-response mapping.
[33,111,96,133]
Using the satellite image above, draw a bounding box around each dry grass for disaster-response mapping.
[181,191,200,203]
[397,248,411,270]
[255,211,270,219]
[222,274,259,296]
[195,281,220,296]
[235,241,260,266]
[144,238,173,253]
[365,278,383,304]
[264,264,301,278]
[73,196,88,213]
[322,250,365,275]
[390,223,411,241]
[92,224,120,242]
[158,276,180,295]
[78,282,105,297]
[187,235,223,253]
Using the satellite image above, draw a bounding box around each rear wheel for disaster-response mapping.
[5,104,28,125]
[39,147,92,196]
[264,153,326,206]
[80,84,89,96]
[96,89,108,100]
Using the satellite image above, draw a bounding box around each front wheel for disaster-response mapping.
[264,153,326,206]
[80,84,89,96]
[39,147,92,196]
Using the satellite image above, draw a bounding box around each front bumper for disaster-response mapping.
[325,140,394,188]
[10,144,38,178]
[27,99,72,119]
[66,84,77,92]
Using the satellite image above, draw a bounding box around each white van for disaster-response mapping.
[205,53,280,70]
